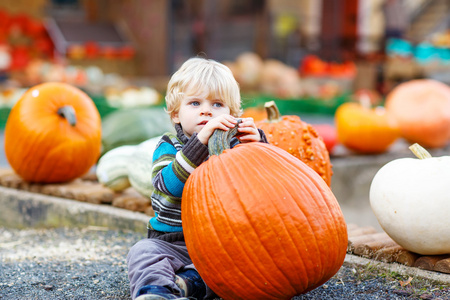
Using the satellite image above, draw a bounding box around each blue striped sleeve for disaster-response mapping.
[152,138,185,197]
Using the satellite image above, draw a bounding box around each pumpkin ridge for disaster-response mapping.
[15,127,55,181]
[299,181,340,282]
[287,154,346,259]
[319,187,348,268]
[257,179,313,291]
[263,144,347,287]
[184,163,248,298]
[185,162,277,300]
[263,148,328,287]
[34,147,62,182]
[304,175,347,280]
[183,169,227,287]
[233,145,313,291]
[208,154,290,298]
[206,144,341,295]
[219,144,334,294]
[36,143,69,182]
[236,144,345,293]
[220,149,302,295]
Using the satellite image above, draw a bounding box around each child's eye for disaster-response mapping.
[213,102,224,108]
[189,101,200,106]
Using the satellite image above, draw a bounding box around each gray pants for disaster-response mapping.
[126,238,216,299]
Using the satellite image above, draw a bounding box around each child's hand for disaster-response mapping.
[236,117,261,143]
[197,114,238,145]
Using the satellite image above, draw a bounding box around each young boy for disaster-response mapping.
[126,57,268,300]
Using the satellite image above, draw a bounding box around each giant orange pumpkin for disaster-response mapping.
[4,82,101,183]
[182,126,348,300]
[255,101,332,186]
[335,102,400,154]
[385,79,450,148]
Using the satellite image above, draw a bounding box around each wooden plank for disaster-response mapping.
[40,180,85,197]
[0,168,152,214]
[19,181,43,193]
[348,232,390,252]
[434,258,450,274]
[0,171,23,188]
[112,188,151,212]
[395,250,420,267]
[373,245,405,263]
[68,186,115,204]
[39,179,115,204]
[353,235,399,258]
[414,255,450,271]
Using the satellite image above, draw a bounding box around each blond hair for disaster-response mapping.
[165,57,242,118]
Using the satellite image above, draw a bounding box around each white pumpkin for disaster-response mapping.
[127,136,161,198]
[369,143,450,255]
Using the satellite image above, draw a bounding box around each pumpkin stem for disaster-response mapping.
[264,101,282,122]
[57,105,77,126]
[208,119,242,156]
[409,143,432,159]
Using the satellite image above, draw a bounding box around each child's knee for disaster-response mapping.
[127,239,160,262]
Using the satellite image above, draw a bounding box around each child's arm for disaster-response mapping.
[152,134,208,198]
[152,116,237,198]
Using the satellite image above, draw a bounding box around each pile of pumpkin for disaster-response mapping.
[3,82,350,299]
[244,78,450,155]
[242,79,450,156]
[334,79,450,154]
[223,52,349,100]
[223,52,303,99]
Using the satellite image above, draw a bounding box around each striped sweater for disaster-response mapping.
[149,123,267,233]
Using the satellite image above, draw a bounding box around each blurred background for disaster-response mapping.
[0,0,448,123]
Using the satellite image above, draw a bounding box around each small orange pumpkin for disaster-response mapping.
[335,101,399,154]
[182,127,348,300]
[4,82,102,183]
[256,101,332,186]
[385,79,450,148]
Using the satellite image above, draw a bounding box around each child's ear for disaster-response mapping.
[172,112,180,124]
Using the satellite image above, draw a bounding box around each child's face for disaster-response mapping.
[172,95,231,137]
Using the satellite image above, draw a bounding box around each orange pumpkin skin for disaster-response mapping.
[4,82,101,183]
[335,102,400,154]
[255,103,332,186]
[385,79,450,148]
[241,106,266,122]
[182,142,348,300]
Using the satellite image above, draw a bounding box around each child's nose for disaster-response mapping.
[200,104,212,116]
